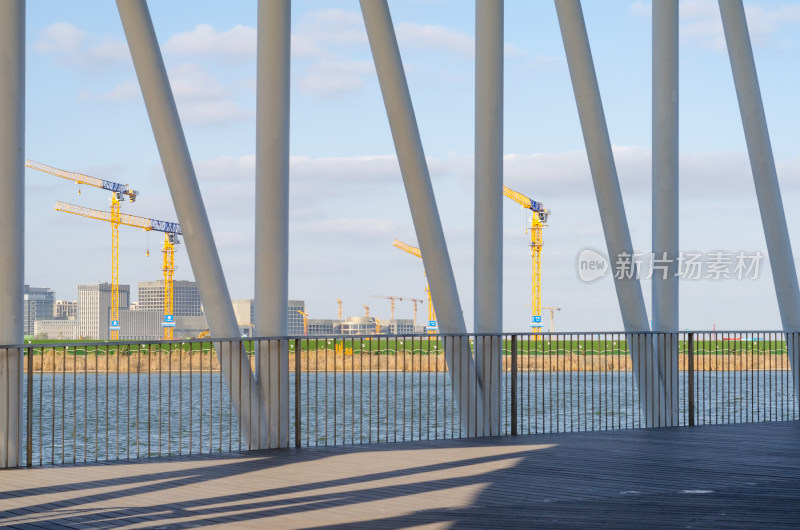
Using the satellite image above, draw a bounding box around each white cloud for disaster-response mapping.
[163,24,256,60]
[168,63,229,101]
[87,37,130,65]
[298,60,375,96]
[196,155,255,181]
[91,63,252,126]
[196,154,447,184]
[161,11,366,62]
[35,22,87,54]
[395,21,523,58]
[295,217,401,237]
[395,23,473,56]
[177,100,253,126]
[634,0,800,51]
[630,1,652,17]
[96,80,139,102]
[34,22,129,69]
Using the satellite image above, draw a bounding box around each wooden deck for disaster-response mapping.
[2,422,800,528]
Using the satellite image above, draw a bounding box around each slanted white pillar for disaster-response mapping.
[255,0,291,448]
[0,0,25,468]
[555,0,656,424]
[719,0,800,399]
[474,0,503,436]
[116,0,265,447]
[652,0,680,426]
[360,0,485,436]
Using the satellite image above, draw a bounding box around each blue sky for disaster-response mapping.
[21,0,800,332]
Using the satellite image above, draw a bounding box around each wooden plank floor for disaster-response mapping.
[2,421,800,528]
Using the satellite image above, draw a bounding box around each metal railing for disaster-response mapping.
[15,330,800,466]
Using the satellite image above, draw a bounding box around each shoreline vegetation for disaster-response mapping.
[25,349,792,373]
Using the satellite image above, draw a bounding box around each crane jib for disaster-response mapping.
[102,180,128,194]
[150,219,181,234]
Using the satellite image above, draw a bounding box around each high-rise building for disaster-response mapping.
[77,283,130,340]
[54,300,77,320]
[137,280,203,317]
[23,285,55,336]
[287,300,306,335]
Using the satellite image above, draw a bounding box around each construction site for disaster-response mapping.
[24,161,558,340]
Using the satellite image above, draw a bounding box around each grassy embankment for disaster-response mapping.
[22,338,790,373]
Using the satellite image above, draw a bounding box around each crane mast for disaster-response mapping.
[110,193,121,338]
[162,234,179,339]
[392,239,437,334]
[503,185,550,333]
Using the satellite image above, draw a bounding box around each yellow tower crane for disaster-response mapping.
[53,201,182,339]
[370,295,425,330]
[392,239,437,334]
[503,185,551,332]
[542,306,561,332]
[370,295,399,320]
[27,160,139,340]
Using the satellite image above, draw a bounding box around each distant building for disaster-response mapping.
[119,309,161,340]
[326,317,416,336]
[77,283,130,340]
[232,299,254,327]
[308,319,336,336]
[339,316,377,335]
[53,299,77,320]
[33,319,79,341]
[383,319,415,335]
[287,300,306,335]
[24,285,55,337]
[137,280,203,317]
[118,310,207,341]
[173,316,209,339]
[231,299,307,337]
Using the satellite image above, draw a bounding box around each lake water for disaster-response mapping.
[23,369,798,465]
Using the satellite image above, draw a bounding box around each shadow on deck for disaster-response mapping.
[2,421,799,528]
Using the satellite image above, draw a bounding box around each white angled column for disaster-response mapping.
[474,0,503,436]
[555,0,655,424]
[652,0,679,426]
[116,0,265,447]
[719,0,800,399]
[255,0,291,448]
[360,0,484,436]
[0,0,25,468]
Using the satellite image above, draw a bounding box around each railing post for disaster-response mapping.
[688,332,695,427]
[294,338,301,448]
[26,347,31,467]
[511,335,517,436]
